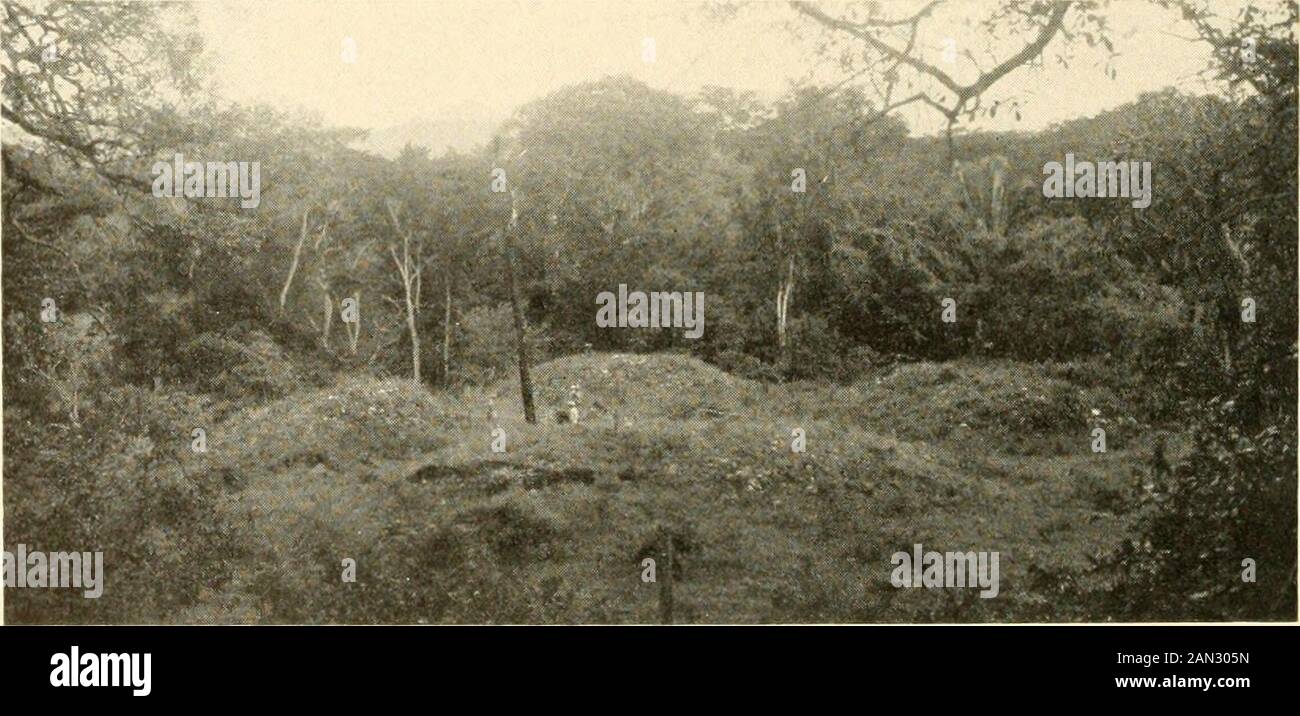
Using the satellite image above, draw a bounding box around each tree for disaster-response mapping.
[383,196,424,384]
[501,189,536,423]
[504,77,729,349]
[426,152,495,384]
[2,0,204,189]
[1092,0,1299,620]
[787,0,1109,160]
[733,85,906,372]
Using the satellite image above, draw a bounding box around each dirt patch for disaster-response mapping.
[407,460,595,493]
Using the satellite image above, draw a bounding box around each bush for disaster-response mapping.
[3,395,238,624]
[185,329,301,402]
[712,349,782,383]
[935,218,1159,362]
[241,485,577,624]
[1106,393,1297,620]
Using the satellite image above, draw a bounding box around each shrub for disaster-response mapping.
[1106,394,1297,620]
[185,329,301,402]
[3,396,238,624]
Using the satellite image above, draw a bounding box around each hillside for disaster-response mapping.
[175,352,1155,624]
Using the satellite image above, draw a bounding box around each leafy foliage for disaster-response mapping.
[2,0,1295,623]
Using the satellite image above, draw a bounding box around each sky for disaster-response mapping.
[194,0,1235,139]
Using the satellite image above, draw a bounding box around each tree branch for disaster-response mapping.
[790,0,1073,118]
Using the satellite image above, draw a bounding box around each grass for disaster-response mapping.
[174,352,1160,623]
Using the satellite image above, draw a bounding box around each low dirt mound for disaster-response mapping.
[497,352,763,421]
[855,360,1127,441]
[204,377,458,482]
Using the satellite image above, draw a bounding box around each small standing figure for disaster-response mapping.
[567,383,581,424]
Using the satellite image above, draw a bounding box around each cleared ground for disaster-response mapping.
[178,352,1161,623]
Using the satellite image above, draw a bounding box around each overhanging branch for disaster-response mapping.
[790,0,1073,118]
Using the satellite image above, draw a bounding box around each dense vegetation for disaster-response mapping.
[3,0,1295,622]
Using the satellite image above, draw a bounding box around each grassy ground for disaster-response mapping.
[175,352,1170,623]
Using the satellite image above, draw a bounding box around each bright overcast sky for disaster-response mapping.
[196,0,1234,136]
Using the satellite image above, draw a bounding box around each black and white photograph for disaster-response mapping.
[1,0,1296,651]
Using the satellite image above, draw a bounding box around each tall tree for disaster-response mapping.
[502,189,535,423]
[734,85,905,371]
[383,197,424,383]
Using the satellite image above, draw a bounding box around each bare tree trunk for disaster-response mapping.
[776,284,786,350]
[386,201,423,383]
[945,117,957,168]
[348,290,361,355]
[320,291,333,349]
[1223,224,1248,375]
[442,269,453,385]
[395,246,420,384]
[504,191,536,423]
[504,253,534,422]
[775,223,787,351]
[280,206,312,311]
[413,248,422,313]
[405,290,420,383]
[776,252,794,369]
